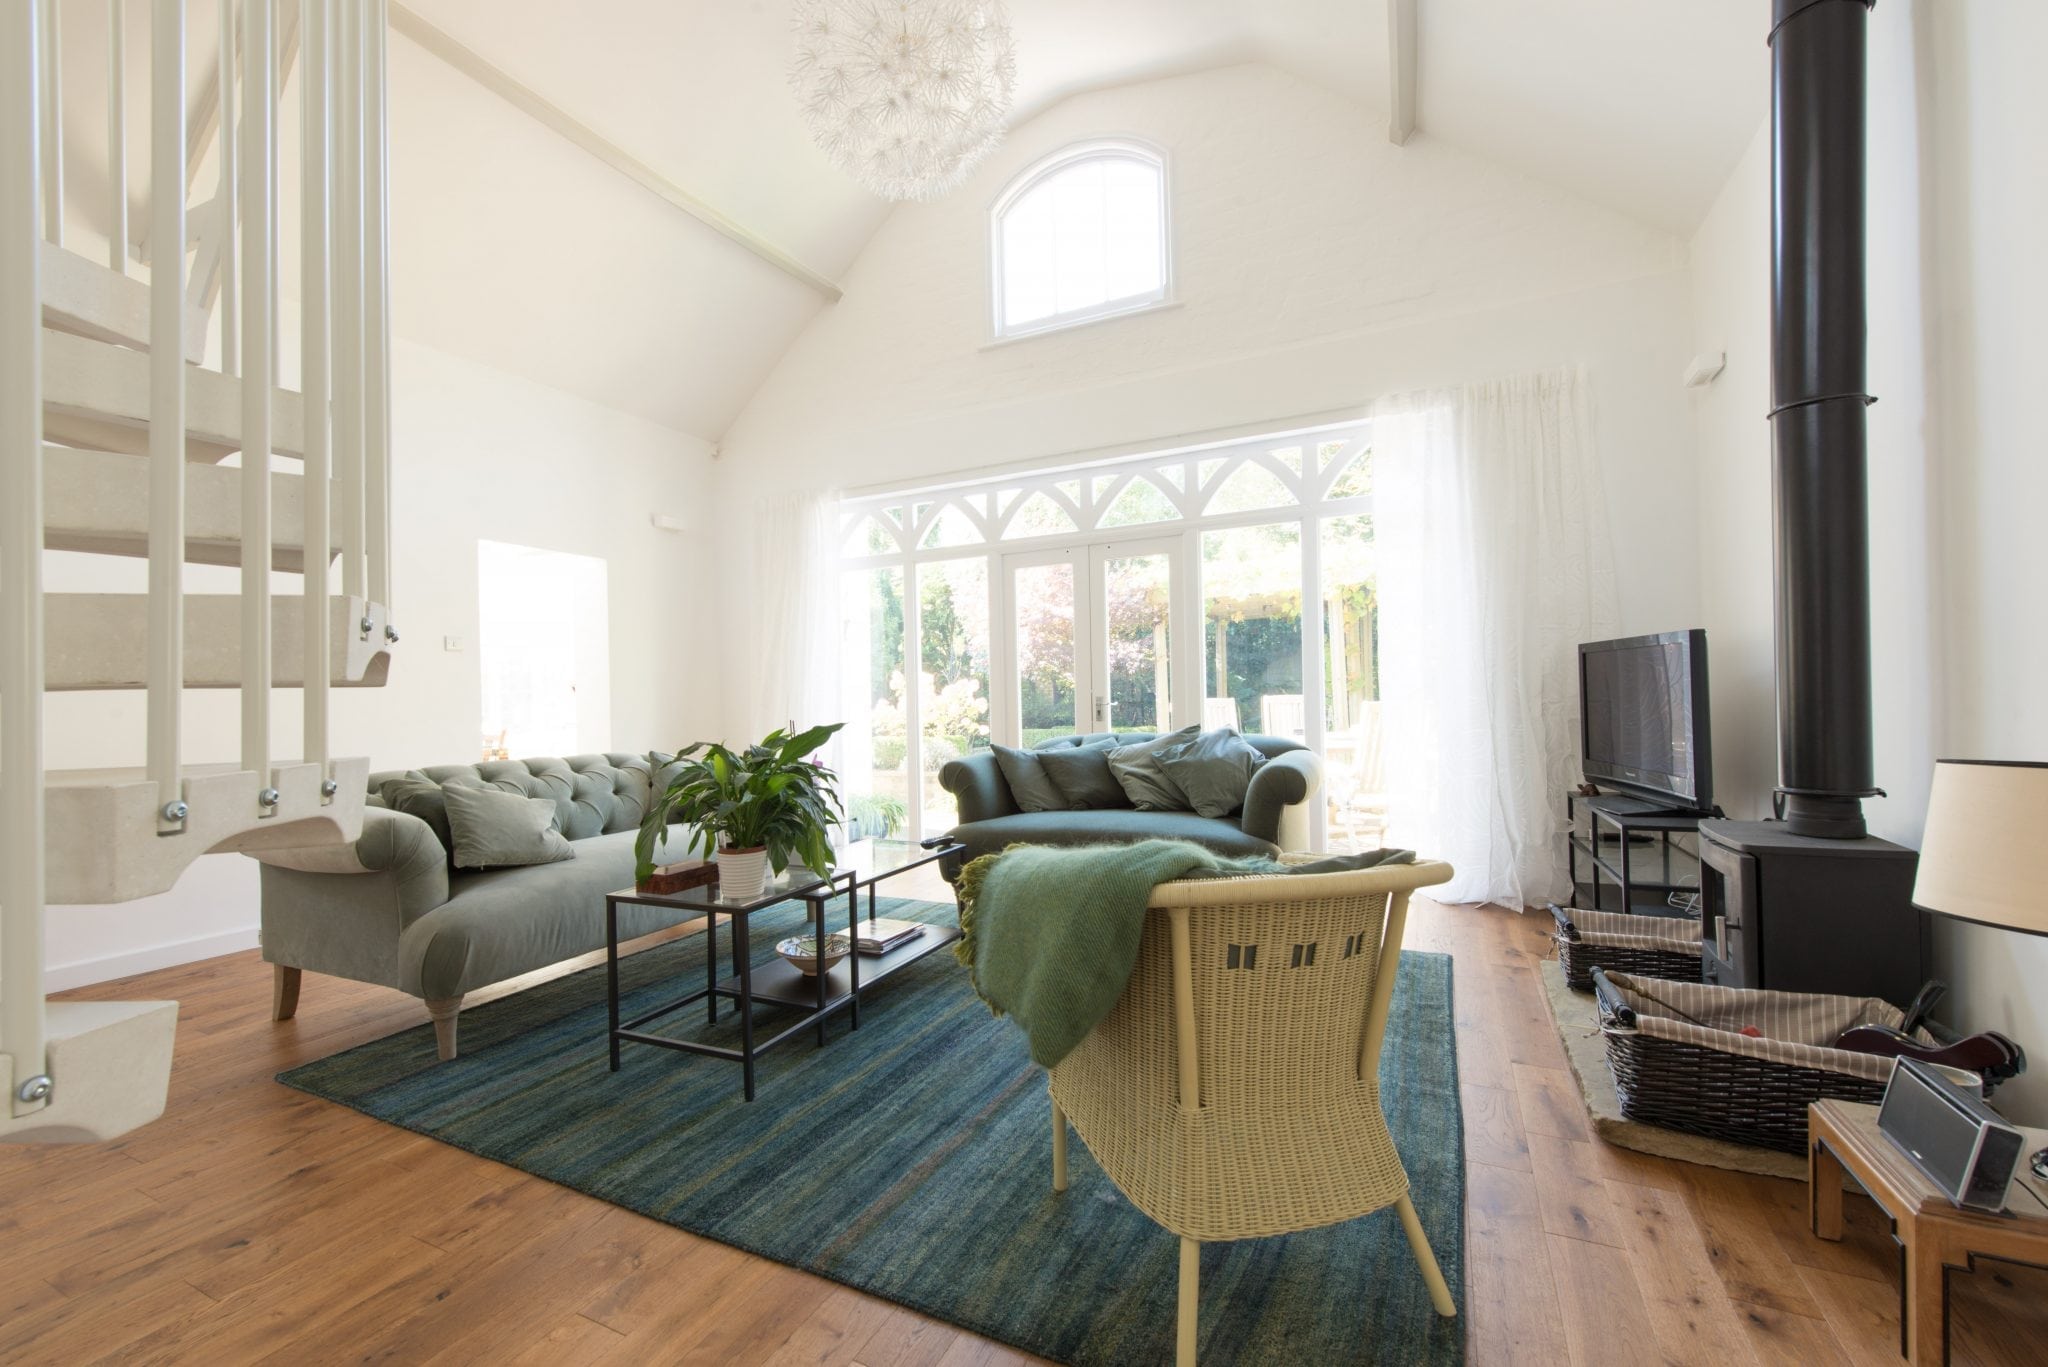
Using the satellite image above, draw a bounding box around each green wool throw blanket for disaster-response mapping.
[954,840,1415,1068]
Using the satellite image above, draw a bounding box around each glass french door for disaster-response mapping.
[1002,538,1181,743]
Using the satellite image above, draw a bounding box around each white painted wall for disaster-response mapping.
[714,62,1706,731]
[1688,1,2048,1120]
[42,339,718,989]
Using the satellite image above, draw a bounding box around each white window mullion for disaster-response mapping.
[903,555,924,842]
[1179,524,1204,731]
[1300,514,1328,853]
[988,552,1015,745]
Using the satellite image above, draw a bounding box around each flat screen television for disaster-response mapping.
[1578,630,1712,811]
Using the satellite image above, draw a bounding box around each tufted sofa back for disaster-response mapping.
[365,752,679,843]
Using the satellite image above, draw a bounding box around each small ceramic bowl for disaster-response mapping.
[775,932,853,976]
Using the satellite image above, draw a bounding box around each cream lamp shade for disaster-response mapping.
[1911,760,2048,935]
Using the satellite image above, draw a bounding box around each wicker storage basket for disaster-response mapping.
[1549,903,1703,991]
[1590,969,1948,1154]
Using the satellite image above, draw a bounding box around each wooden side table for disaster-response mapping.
[1808,1098,2048,1365]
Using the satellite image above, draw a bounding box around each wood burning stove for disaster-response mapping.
[1699,821,1926,1006]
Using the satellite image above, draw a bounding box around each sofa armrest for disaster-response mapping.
[252,807,451,918]
[1240,750,1325,850]
[938,750,1018,827]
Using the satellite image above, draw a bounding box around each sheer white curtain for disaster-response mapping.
[738,489,845,763]
[1374,367,1618,907]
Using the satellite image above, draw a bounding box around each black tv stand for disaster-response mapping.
[1566,790,1722,916]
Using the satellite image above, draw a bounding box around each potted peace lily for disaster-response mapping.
[636,723,846,900]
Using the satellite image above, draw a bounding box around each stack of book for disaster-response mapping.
[852,918,927,956]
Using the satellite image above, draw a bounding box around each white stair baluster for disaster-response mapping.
[107,0,127,274]
[147,0,185,825]
[333,0,365,602]
[36,0,61,247]
[217,0,237,376]
[3,0,50,1114]
[239,0,274,786]
[366,0,391,618]
[303,0,332,777]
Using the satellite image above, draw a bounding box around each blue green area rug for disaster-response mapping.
[280,896,1465,1365]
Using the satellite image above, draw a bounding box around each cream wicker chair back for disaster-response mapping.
[1047,857,1458,1364]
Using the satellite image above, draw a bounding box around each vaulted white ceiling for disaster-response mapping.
[53,1,1769,442]
[387,0,1765,441]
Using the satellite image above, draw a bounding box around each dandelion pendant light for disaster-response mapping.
[790,0,1017,202]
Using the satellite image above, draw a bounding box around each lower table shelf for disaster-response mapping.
[747,922,963,1010]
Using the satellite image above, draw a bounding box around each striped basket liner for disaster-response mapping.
[1591,970,1937,1154]
[1548,904,1703,991]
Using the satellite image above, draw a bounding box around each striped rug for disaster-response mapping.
[281,896,1465,1365]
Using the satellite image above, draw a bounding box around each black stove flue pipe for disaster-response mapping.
[1768,0,1879,839]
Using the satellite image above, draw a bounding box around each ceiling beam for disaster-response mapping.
[1387,0,1418,145]
[388,3,843,302]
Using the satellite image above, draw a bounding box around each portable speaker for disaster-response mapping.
[1878,1056,2026,1213]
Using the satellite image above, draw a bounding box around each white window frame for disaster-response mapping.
[988,137,1174,342]
[838,420,1377,848]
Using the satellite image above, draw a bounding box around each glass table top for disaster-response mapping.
[613,838,959,911]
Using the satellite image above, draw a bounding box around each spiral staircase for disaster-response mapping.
[3,0,395,1142]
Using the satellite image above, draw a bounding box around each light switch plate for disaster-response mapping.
[443,635,465,652]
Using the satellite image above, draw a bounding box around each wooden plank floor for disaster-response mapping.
[4,870,2045,1364]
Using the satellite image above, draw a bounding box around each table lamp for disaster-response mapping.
[1912,759,2048,1176]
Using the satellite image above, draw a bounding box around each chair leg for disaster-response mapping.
[425,996,464,1061]
[1052,1100,1068,1192]
[1395,1194,1457,1318]
[271,965,301,1022]
[1178,1237,1199,1366]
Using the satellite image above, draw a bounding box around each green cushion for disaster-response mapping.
[442,783,577,870]
[947,811,1278,868]
[991,744,1068,813]
[1284,848,1416,874]
[1158,728,1269,819]
[1107,724,1201,811]
[1037,739,1131,810]
[381,778,454,858]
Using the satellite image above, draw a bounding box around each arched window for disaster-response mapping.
[990,139,1170,340]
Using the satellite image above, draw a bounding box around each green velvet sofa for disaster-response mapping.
[253,753,692,1060]
[935,732,1324,882]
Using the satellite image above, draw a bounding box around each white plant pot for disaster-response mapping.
[717,846,772,900]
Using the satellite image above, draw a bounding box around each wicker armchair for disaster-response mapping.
[1048,857,1458,1364]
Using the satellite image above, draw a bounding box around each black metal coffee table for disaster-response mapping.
[604,839,962,1101]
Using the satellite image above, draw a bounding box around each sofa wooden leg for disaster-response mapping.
[426,996,464,1061]
[272,965,302,1022]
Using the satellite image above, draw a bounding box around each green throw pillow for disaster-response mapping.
[1284,848,1416,874]
[1037,739,1131,810]
[1106,724,1202,811]
[992,744,1068,813]
[1157,729,1269,819]
[380,778,455,858]
[442,783,577,870]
